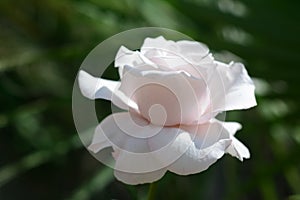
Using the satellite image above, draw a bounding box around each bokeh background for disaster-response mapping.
[1,0,300,199]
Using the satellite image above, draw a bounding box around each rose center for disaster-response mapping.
[132,83,182,126]
[148,104,167,125]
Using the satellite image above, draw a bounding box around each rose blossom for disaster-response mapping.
[78,36,257,185]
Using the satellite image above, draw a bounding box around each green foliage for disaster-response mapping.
[0,0,299,199]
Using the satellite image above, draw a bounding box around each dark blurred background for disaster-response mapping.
[0,0,300,199]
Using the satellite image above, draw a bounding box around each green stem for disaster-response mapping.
[147,182,158,200]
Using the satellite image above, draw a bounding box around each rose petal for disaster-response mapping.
[115,46,158,78]
[88,111,247,181]
[221,121,242,135]
[114,168,167,185]
[176,40,212,64]
[217,120,250,161]
[207,62,257,113]
[78,70,138,110]
[226,136,250,161]
[141,36,211,63]
[159,119,233,175]
[119,65,210,126]
[141,36,214,77]
[89,112,209,174]
[141,36,178,54]
[90,112,188,173]
[88,112,159,154]
[88,124,111,153]
[88,116,167,185]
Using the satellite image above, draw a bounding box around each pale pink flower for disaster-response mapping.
[78,36,257,185]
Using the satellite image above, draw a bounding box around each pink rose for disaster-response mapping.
[78,36,257,185]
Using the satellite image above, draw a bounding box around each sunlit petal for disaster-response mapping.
[78,70,137,110]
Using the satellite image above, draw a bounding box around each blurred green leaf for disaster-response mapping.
[67,167,113,200]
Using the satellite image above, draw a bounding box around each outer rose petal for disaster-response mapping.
[88,111,249,184]
[157,119,233,175]
[89,112,157,154]
[119,65,210,126]
[226,137,250,161]
[89,112,193,173]
[114,168,167,185]
[115,46,158,78]
[88,124,111,153]
[218,121,250,161]
[141,36,214,67]
[78,70,138,110]
[207,62,257,113]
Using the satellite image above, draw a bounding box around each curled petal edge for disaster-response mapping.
[78,70,138,110]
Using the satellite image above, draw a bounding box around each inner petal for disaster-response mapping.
[119,66,212,126]
[132,83,181,126]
